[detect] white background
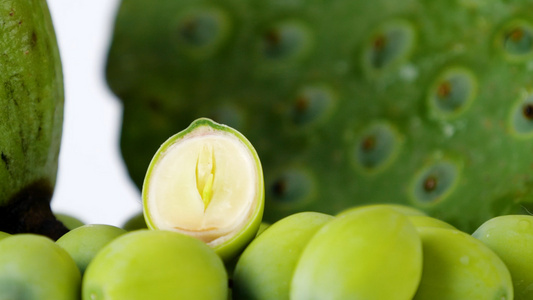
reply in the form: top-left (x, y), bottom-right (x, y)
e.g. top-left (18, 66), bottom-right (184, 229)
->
top-left (47, 0), bottom-right (142, 226)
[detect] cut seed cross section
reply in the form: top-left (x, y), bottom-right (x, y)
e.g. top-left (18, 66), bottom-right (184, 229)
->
top-left (142, 118), bottom-right (264, 261)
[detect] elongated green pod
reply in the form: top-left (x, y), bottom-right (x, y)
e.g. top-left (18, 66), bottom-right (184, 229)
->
top-left (0, 0), bottom-right (66, 239)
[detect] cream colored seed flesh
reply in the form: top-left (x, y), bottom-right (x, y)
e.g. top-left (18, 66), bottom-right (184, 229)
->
top-left (147, 132), bottom-right (257, 246)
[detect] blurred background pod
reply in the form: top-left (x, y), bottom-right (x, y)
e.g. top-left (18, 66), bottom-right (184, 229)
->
top-left (105, 0), bottom-right (533, 233)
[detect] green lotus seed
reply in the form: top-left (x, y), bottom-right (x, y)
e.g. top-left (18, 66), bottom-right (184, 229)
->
top-left (56, 224), bottom-right (127, 274)
top-left (473, 215), bottom-right (533, 300)
top-left (0, 234), bottom-right (81, 300)
top-left (82, 230), bottom-right (228, 300)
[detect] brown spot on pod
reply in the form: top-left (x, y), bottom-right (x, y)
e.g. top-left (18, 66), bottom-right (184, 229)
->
top-left (428, 66), bottom-right (477, 119)
top-left (267, 168), bottom-right (315, 209)
top-left (259, 20), bottom-right (313, 63)
top-left (509, 93), bottom-right (533, 138)
top-left (411, 159), bottom-right (461, 206)
top-left (353, 122), bottom-right (402, 174)
top-left (289, 85), bottom-right (335, 127)
top-left (362, 20), bottom-right (416, 75)
top-left (497, 19), bottom-right (533, 62)
top-left (173, 7), bottom-right (231, 59)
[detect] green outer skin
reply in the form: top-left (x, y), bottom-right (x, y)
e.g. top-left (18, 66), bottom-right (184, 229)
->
top-left (121, 211), bottom-right (148, 231)
top-left (0, 231), bottom-right (10, 241)
top-left (82, 229), bottom-right (228, 300)
top-left (255, 221), bottom-right (270, 236)
top-left (0, 0), bottom-right (63, 204)
top-left (56, 224), bottom-right (127, 275)
top-left (0, 234), bottom-right (81, 300)
top-left (413, 227), bottom-right (513, 300)
top-left (55, 213), bottom-right (85, 230)
top-left (407, 214), bottom-right (457, 230)
top-left (337, 203), bottom-right (427, 217)
top-left (290, 206), bottom-right (423, 300)
top-left (107, 0), bottom-right (533, 233)
top-left (142, 118), bottom-right (265, 262)
top-left (472, 215), bottom-right (533, 300)
top-left (232, 211), bottom-right (334, 300)
top-left (0, 0), bottom-right (65, 237)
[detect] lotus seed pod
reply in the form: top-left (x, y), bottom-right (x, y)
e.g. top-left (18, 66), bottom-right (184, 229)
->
top-left (291, 206), bottom-right (422, 300)
top-left (56, 224), bottom-right (127, 274)
top-left (0, 234), bottom-right (81, 300)
top-left (233, 211), bottom-right (333, 300)
top-left (82, 230), bottom-right (228, 300)
top-left (0, 0), bottom-right (66, 239)
top-left (413, 227), bottom-right (513, 300)
top-left (142, 118), bottom-right (264, 262)
top-left (472, 215), bottom-right (533, 300)
top-left (106, 0), bottom-right (533, 232)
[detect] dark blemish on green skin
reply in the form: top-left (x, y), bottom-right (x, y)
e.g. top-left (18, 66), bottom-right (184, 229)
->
top-left (30, 31), bottom-right (37, 49)
top-left (1, 153), bottom-right (9, 171)
top-left (4, 81), bottom-right (18, 107)
top-left (0, 180), bottom-right (68, 240)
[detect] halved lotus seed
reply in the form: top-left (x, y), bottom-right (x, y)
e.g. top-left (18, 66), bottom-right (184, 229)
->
top-left (142, 118), bottom-right (264, 261)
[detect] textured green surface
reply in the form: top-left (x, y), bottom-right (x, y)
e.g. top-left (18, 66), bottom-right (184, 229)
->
top-left (0, 0), bottom-right (63, 200)
top-left (0, 0), bottom-right (65, 238)
top-left (106, 0), bottom-right (533, 232)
